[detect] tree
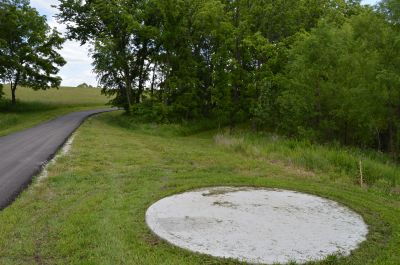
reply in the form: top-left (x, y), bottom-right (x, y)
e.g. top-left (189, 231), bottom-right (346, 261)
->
top-left (379, 0), bottom-right (400, 26)
top-left (155, 0), bottom-right (227, 120)
top-left (57, 0), bottom-right (159, 113)
top-left (261, 10), bottom-right (400, 156)
top-left (77, 83), bottom-right (95, 88)
top-left (58, 0), bottom-right (383, 140)
top-left (211, 0), bottom-right (336, 128)
top-left (0, 0), bottom-right (66, 104)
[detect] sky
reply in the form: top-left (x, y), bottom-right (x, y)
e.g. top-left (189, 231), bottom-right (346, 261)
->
top-left (30, 0), bottom-right (379, 87)
top-left (31, 0), bottom-right (97, 87)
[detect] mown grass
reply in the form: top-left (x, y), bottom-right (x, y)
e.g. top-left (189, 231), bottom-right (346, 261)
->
top-left (0, 111), bottom-right (399, 265)
top-left (0, 85), bottom-right (108, 136)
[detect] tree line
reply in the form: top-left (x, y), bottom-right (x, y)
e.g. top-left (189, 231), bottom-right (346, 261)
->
top-left (1, 0), bottom-right (399, 157)
top-left (57, 0), bottom-right (400, 156)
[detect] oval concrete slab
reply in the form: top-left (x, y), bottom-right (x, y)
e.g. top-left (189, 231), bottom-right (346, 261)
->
top-left (146, 187), bottom-right (368, 264)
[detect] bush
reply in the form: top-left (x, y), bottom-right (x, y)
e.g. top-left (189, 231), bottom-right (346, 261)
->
top-left (132, 99), bottom-right (170, 123)
top-left (77, 83), bottom-right (94, 88)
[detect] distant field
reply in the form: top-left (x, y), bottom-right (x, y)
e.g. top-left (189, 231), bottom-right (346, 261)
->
top-left (2, 85), bottom-right (107, 106)
top-left (0, 85), bottom-right (109, 136)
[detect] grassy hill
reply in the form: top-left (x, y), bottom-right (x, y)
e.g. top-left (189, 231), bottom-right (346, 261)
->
top-left (0, 86), bottom-right (109, 136)
top-left (0, 112), bottom-right (399, 265)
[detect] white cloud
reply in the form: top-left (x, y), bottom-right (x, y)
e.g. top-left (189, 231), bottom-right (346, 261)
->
top-left (31, 0), bottom-right (58, 16)
top-left (30, 0), bottom-right (97, 87)
top-left (361, 0), bottom-right (379, 5)
top-left (61, 41), bottom-right (92, 63)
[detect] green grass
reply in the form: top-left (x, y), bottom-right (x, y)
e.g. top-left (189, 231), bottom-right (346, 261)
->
top-left (0, 85), bottom-right (109, 136)
top-left (213, 131), bottom-right (400, 193)
top-left (0, 111), bottom-right (399, 265)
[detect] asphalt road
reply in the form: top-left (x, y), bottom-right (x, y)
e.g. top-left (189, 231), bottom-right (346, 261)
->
top-left (0, 108), bottom-right (115, 210)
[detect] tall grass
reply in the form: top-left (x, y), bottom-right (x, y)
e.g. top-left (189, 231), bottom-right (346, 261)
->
top-left (102, 112), bottom-right (399, 194)
top-left (214, 131), bottom-right (399, 192)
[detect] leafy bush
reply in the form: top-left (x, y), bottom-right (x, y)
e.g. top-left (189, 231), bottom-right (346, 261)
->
top-left (261, 13), bottom-right (400, 156)
top-left (132, 99), bottom-right (170, 123)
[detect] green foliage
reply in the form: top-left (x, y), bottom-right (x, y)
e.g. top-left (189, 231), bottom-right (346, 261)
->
top-left (57, 0), bottom-right (338, 119)
top-left (0, 0), bottom-right (66, 104)
top-left (131, 99), bottom-right (169, 123)
top-left (57, 0), bottom-right (400, 156)
top-left (58, 0), bottom-right (159, 112)
top-left (379, 0), bottom-right (400, 26)
top-left (257, 10), bottom-right (400, 156)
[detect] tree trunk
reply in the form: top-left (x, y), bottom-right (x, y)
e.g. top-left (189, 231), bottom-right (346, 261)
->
top-left (137, 44), bottom-right (149, 104)
top-left (388, 121), bottom-right (394, 154)
top-left (386, 103), bottom-right (400, 157)
top-left (150, 63), bottom-right (157, 97)
top-left (125, 87), bottom-right (132, 113)
top-left (10, 73), bottom-right (20, 105)
top-left (376, 127), bottom-right (382, 152)
top-left (137, 64), bottom-right (145, 104)
top-left (11, 83), bottom-right (17, 105)
top-left (124, 74), bottom-right (132, 113)
top-left (11, 88), bottom-right (16, 104)
top-left (314, 78), bottom-right (321, 128)
top-left (230, 3), bottom-right (241, 132)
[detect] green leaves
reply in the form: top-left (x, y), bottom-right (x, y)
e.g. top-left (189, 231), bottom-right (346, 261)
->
top-left (0, 0), bottom-right (66, 104)
top-left (379, 0), bottom-right (400, 27)
top-left (262, 10), bottom-right (400, 155)
top-left (56, 0), bottom-right (400, 156)
top-left (58, 0), bottom-right (161, 112)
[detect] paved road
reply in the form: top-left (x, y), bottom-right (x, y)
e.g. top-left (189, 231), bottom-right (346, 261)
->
top-left (0, 108), bottom-right (115, 210)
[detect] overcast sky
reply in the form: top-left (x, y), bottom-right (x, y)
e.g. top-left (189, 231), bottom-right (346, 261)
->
top-left (31, 0), bottom-right (97, 87)
top-left (30, 0), bottom-right (379, 87)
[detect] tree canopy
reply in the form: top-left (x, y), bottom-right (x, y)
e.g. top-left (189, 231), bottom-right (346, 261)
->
top-left (0, 0), bottom-right (66, 104)
top-left (57, 0), bottom-right (400, 157)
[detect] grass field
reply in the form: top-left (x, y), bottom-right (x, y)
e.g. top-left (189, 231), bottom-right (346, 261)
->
top-left (0, 85), bottom-right (108, 136)
top-left (0, 111), bottom-right (399, 265)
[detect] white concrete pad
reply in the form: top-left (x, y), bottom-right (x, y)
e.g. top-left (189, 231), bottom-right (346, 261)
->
top-left (146, 187), bottom-right (368, 264)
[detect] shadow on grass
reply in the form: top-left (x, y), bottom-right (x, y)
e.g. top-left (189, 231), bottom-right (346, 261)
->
top-left (99, 111), bottom-right (224, 138)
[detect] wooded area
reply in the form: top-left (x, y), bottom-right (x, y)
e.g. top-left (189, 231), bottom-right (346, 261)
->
top-left (1, 0), bottom-right (399, 156)
top-left (56, 0), bottom-right (400, 156)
